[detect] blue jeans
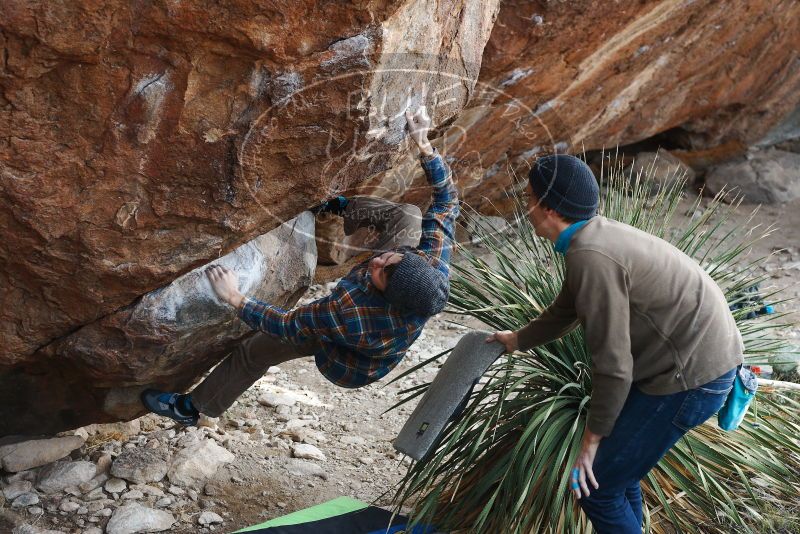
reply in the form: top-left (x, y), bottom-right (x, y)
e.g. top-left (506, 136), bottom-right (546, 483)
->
top-left (579, 368), bottom-right (737, 533)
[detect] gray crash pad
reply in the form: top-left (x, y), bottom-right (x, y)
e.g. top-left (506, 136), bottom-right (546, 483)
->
top-left (393, 331), bottom-right (505, 461)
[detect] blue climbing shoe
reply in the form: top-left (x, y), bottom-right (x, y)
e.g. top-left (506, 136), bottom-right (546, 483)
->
top-left (140, 389), bottom-right (199, 426)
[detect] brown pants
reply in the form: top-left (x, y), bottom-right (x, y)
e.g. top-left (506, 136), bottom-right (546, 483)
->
top-left (191, 196), bottom-right (422, 417)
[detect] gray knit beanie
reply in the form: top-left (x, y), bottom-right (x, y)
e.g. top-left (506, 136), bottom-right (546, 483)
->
top-left (529, 154), bottom-right (599, 220)
top-left (384, 252), bottom-right (448, 316)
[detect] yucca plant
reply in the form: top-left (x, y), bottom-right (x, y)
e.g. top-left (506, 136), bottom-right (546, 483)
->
top-left (388, 153), bottom-right (800, 533)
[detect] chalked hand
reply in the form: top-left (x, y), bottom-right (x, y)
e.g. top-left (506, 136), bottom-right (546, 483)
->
top-left (206, 265), bottom-right (245, 309)
top-left (405, 106), bottom-right (434, 157)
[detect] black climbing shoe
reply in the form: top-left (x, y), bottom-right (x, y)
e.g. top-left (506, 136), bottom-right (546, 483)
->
top-left (310, 196), bottom-right (349, 216)
top-left (140, 389), bottom-right (199, 426)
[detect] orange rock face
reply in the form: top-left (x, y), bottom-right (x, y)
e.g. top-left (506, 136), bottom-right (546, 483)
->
top-left (447, 0), bottom-right (800, 210)
top-left (0, 0), bottom-right (500, 434)
top-left (1, 0), bottom-right (798, 434)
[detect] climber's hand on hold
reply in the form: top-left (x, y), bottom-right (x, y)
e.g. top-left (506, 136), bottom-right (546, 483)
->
top-left (405, 106), bottom-right (434, 157)
top-left (206, 265), bottom-right (245, 309)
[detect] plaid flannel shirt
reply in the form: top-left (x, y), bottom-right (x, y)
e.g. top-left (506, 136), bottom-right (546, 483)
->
top-left (239, 151), bottom-right (459, 388)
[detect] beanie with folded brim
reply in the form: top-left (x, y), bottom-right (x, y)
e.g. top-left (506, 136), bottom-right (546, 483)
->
top-left (384, 252), bottom-right (448, 317)
top-left (529, 154), bottom-right (599, 220)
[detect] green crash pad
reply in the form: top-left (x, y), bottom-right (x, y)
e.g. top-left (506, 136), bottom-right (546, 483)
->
top-left (235, 497), bottom-right (368, 532)
top-left (235, 496), bottom-right (434, 533)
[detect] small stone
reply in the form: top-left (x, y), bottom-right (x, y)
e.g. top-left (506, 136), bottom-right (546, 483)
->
top-left (167, 440), bottom-right (234, 488)
top-left (291, 443), bottom-right (326, 461)
top-left (168, 485), bottom-right (185, 496)
top-left (27, 506), bottom-right (43, 516)
top-left (83, 487), bottom-right (107, 501)
top-left (36, 460), bottom-right (97, 493)
top-left (106, 503), bottom-right (175, 534)
top-left (155, 496), bottom-right (173, 508)
top-left (197, 415), bottom-right (219, 429)
top-left (0, 436), bottom-right (85, 472)
top-left (64, 485), bottom-right (83, 496)
top-left (12, 492), bottom-right (40, 507)
top-left (285, 419), bottom-right (309, 431)
top-left (285, 459), bottom-right (328, 480)
top-left (340, 435), bottom-right (366, 446)
top-left (2, 479), bottom-right (33, 500)
top-left (77, 506), bottom-right (89, 514)
top-left (87, 501), bottom-right (107, 513)
top-left (105, 478), bottom-right (127, 494)
top-left (358, 457), bottom-right (373, 465)
top-left (203, 480), bottom-right (223, 496)
top-left (60, 500), bottom-right (81, 512)
top-left (95, 453), bottom-right (113, 474)
top-left (198, 511), bottom-right (224, 525)
top-left (79, 472), bottom-right (109, 493)
top-left (131, 484), bottom-right (164, 496)
top-left (84, 527), bottom-right (104, 534)
top-left (110, 447), bottom-right (169, 484)
top-left (122, 489), bottom-right (144, 500)
top-left (257, 393), bottom-right (297, 407)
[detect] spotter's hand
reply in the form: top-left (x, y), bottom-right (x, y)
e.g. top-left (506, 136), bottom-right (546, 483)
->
top-left (486, 330), bottom-right (519, 353)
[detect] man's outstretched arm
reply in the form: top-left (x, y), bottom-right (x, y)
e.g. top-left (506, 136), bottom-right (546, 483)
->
top-left (486, 283), bottom-right (580, 352)
top-left (405, 107), bottom-right (459, 276)
top-left (206, 265), bottom-right (343, 344)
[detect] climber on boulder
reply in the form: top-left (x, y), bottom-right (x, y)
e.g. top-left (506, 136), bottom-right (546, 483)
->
top-left (141, 106), bottom-right (459, 426)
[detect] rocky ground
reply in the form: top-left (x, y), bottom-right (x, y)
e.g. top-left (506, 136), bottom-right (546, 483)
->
top-left (2, 193), bottom-right (799, 534)
top-left (0, 302), bottom-right (481, 534)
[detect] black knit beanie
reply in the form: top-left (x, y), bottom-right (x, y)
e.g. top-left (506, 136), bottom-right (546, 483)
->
top-left (528, 154), bottom-right (599, 220)
top-left (384, 253), bottom-right (448, 317)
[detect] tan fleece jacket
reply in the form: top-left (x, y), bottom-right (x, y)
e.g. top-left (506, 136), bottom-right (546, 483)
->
top-left (517, 217), bottom-right (744, 436)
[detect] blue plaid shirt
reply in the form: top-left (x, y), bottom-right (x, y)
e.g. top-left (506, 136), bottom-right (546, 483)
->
top-left (239, 151), bottom-right (458, 388)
